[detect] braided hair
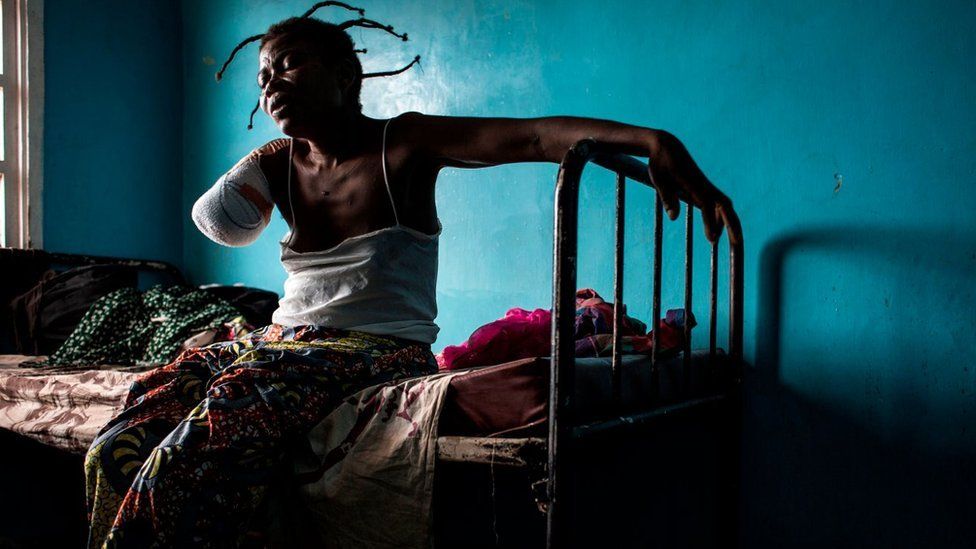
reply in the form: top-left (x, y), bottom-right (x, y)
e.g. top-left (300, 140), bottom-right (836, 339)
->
top-left (216, 1), bottom-right (421, 129)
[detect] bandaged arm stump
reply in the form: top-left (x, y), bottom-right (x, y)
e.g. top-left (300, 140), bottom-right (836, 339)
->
top-left (192, 140), bottom-right (288, 247)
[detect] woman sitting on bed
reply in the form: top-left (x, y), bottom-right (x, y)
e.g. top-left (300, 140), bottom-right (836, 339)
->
top-left (84, 4), bottom-right (738, 548)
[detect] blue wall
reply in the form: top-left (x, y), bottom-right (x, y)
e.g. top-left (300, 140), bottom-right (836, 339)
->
top-left (44, 0), bottom-right (183, 266)
top-left (176, 0), bottom-right (974, 545)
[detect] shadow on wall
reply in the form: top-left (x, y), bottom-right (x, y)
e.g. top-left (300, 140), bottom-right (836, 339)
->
top-left (743, 226), bottom-right (976, 548)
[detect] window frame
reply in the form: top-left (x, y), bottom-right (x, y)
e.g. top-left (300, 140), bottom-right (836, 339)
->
top-left (1, 0), bottom-right (43, 249)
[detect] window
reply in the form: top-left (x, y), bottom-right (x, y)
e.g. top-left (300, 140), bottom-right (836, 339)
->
top-left (1, 0), bottom-right (42, 248)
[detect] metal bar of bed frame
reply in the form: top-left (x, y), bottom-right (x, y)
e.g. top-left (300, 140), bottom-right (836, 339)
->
top-left (547, 139), bottom-right (743, 547)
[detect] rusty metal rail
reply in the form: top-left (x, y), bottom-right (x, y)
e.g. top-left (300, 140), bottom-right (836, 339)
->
top-left (546, 139), bottom-right (744, 547)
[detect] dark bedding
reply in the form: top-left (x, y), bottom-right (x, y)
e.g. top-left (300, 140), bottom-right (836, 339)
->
top-left (440, 350), bottom-right (735, 437)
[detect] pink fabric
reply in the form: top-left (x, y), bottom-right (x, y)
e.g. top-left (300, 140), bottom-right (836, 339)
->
top-left (437, 307), bottom-right (552, 371)
top-left (437, 289), bottom-right (686, 371)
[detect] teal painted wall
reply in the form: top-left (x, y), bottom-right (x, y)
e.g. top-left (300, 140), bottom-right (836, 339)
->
top-left (178, 0), bottom-right (975, 545)
top-left (43, 0), bottom-right (183, 266)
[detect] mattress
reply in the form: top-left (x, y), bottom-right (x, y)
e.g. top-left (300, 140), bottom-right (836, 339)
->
top-left (438, 350), bottom-right (735, 437)
top-left (0, 355), bottom-right (147, 452)
top-left (0, 350), bottom-right (734, 453)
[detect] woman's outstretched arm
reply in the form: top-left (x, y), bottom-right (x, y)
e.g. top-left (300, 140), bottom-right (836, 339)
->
top-left (403, 113), bottom-right (739, 243)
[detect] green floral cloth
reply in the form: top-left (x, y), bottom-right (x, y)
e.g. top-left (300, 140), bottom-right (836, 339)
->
top-left (45, 286), bottom-right (246, 367)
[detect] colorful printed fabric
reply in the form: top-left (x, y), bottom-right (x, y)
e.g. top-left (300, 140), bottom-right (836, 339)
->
top-left (574, 308), bottom-right (696, 357)
top-left (45, 285), bottom-right (249, 368)
top-left (84, 325), bottom-right (436, 548)
top-left (573, 287), bottom-right (648, 337)
top-left (437, 288), bottom-right (692, 370)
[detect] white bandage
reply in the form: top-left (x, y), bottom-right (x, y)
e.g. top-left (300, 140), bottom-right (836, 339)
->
top-left (192, 153), bottom-right (274, 247)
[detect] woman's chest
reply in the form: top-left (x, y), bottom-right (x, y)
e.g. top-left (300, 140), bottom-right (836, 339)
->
top-left (275, 162), bottom-right (390, 234)
top-left (266, 151), bottom-right (436, 251)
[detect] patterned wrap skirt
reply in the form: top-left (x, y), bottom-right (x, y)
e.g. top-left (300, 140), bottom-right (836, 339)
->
top-left (84, 324), bottom-right (437, 548)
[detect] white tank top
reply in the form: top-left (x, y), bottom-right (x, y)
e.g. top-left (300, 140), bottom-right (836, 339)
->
top-left (271, 116), bottom-right (440, 344)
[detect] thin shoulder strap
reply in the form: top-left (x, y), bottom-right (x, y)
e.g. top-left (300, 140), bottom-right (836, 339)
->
top-left (381, 116), bottom-right (401, 226)
top-left (285, 137), bottom-right (297, 248)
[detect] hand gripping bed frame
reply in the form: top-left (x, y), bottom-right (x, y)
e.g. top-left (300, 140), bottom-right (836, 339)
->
top-left (434, 139), bottom-right (745, 548)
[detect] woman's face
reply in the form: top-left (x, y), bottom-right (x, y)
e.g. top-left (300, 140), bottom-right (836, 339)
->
top-left (257, 34), bottom-right (354, 135)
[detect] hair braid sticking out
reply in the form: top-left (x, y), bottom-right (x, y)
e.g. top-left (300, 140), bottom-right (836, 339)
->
top-left (215, 1), bottom-right (422, 130)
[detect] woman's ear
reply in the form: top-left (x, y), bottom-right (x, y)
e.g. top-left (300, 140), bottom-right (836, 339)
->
top-left (336, 58), bottom-right (357, 101)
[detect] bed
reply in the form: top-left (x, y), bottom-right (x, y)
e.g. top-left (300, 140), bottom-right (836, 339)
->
top-left (0, 138), bottom-right (744, 548)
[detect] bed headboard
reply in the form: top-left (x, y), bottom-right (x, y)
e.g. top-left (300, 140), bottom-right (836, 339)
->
top-left (0, 247), bottom-right (187, 353)
top-left (545, 138), bottom-right (744, 546)
top-left (0, 247), bottom-right (186, 300)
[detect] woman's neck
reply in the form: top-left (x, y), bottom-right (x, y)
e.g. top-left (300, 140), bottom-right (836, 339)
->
top-left (299, 110), bottom-right (378, 168)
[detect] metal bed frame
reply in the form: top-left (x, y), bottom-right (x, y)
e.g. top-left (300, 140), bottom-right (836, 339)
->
top-left (435, 138), bottom-right (745, 547)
